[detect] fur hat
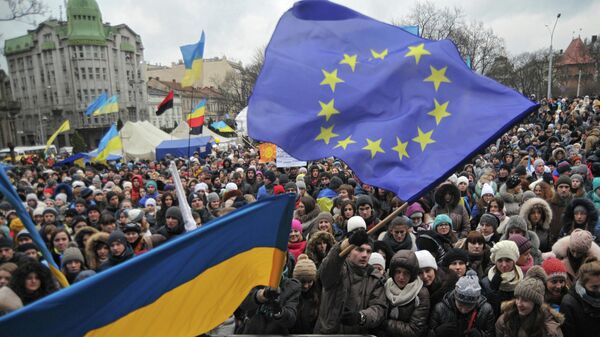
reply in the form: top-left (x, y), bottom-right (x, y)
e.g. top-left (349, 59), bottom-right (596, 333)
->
top-left (569, 229), bottom-right (593, 254)
top-left (293, 254), bottom-right (317, 281)
top-left (542, 257), bottom-right (568, 280)
top-left (490, 240), bottom-right (519, 262)
top-left (61, 247), bottom-right (85, 268)
top-left (454, 270), bottom-right (481, 304)
top-left (368, 252), bottom-right (386, 269)
top-left (415, 250), bottom-right (438, 270)
top-left (514, 266), bottom-right (547, 306)
top-left (347, 216), bottom-right (367, 233)
top-left (508, 234), bottom-right (532, 255)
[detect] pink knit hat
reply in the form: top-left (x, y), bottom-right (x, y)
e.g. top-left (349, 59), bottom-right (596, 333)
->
top-left (291, 219), bottom-right (302, 232)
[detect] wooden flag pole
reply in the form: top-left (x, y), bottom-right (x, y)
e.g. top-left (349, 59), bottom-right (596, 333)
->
top-left (339, 201), bottom-right (410, 257)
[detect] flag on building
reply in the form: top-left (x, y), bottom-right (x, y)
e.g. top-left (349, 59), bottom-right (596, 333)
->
top-left (0, 194), bottom-right (295, 337)
top-left (92, 95), bottom-right (119, 116)
top-left (93, 123), bottom-right (122, 163)
top-left (84, 92), bottom-right (108, 116)
top-left (0, 167), bottom-right (69, 288)
top-left (180, 31), bottom-right (205, 87)
top-left (45, 120), bottom-right (70, 152)
top-left (248, 1), bottom-right (537, 201)
top-left (156, 90), bottom-right (174, 116)
top-left (187, 99), bottom-right (206, 135)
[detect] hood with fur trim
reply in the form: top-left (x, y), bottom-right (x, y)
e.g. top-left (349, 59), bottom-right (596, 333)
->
top-left (434, 182), bottom-right (461, 209)
top-left (551, 234), bottom-right (600, 260)
top-left (305, 230), bottom-right (336, 265)
top-left (561, 198), bottom-right (599, 233)
top-left (519, 197), bottom-right (553, 231)
top-left (85, 231), bottom-right (110, 271)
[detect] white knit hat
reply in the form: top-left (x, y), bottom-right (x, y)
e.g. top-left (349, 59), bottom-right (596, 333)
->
top-left (457, 176), bottom-right (469, 186)
top-left (368, 252), bottom-right (386, 269)
top-left (347, 216), bottom-right (367, 233)
top-left (225, 182), bottom-right (238, 192)
top-left (481, 183), bottom-right (494, 196)
top-left (194, 182), bottom-right (209, 193)
top-left (490, 240), bottom-right (519, 263)
top-left (415, 250), bottom-right (438, 270)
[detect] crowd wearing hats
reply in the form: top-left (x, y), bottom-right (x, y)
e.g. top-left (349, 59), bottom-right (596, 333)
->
top-left (2, 96), bottom-right (600, 335)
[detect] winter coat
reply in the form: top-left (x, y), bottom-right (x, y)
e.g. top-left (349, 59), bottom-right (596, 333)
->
top-left (431, 183), bottom-right (470, 238)
top-left (549, 195), bottom-right (572, 246)
top-left (499, 183), bottom-right (524, 217)
top-left (425, 267), bottom-right (459, 309)
top-left (560, 198), bottom-right (600, 239)
top-left (520, 197), bottom-right (554, 252)
top-left (314, 242), bottom-right (387, 334)
top-left (239, 278), bottom-right (301, 334)
top-left (559, 286), bottom-right (600, 337)
top-left (378, 286), bottom-right (430, 337)
top-left (496, 300), bottom-right (564, 337)
top-left (481, 267), bottom-right (523, 318)
top-left (551, 235), bottom-right (600, 286)
top-left (305, 230), bottom-right (336, 269)
top-left (500, 225), bottom-right (543, 265)
top-left (84, 232), bottom-right (110, 271)
top-left (290, 283), bottom-right (321, 334)
top-left (428, 291), bottom-right (496, 337)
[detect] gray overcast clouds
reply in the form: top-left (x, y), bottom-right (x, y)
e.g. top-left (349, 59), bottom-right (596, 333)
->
top-left (1, 0), bottom-right (599, 69)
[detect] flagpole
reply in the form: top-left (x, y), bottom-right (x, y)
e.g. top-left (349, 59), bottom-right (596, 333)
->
top-left (187, 87), bottom-right (193, 172)
top-left (117, 108), bottom-right (125, 162)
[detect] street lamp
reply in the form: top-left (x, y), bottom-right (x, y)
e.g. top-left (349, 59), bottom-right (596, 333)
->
top-left (547, 13), bottom-right (561, 99)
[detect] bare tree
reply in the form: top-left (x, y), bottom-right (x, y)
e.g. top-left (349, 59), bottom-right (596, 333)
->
top-left (396, 1), bottom-right (464, 40)
top-left (0, 0), bottom-right (46, 22)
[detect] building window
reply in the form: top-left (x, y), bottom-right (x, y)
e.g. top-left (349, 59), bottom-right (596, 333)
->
top-left (43, 33), bottom-right (51, 41)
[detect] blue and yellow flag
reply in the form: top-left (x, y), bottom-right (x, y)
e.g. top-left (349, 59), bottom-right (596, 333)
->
top-left (248, 1), bottom-right (537, 201)
top-left (0, 167), bottom-right (69, 288)
top-left (84, 93), bottom-right (108, 116)
top-left (93, 123), bottom-right (121, 163)
top-left (0, 195), bottom-right (295, 337)
top-left (180, 31), bottom-right (205, 87)
top-left (92, 95), bottom-right (119, 116)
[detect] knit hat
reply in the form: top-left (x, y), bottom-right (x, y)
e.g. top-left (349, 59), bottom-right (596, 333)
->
top-left (145, 180), bottom-right (157, 189)
top-left (389, 250), bottom-right (419, 281)
top-left (291, 219), bottom-right (302, 232)
top-left (42, 208), bottom-right (58, 216)
top-left (390, 215), bottom-right (413, 228)
top-left (194, 182), bottom-right (209, 193)
top-left (454, 270), bottom-right (481, 304)
top-left (273, 185), bottom-right (285, 195)
top-left (555, 175), bottom-right (572, 188)
top-left (284, 182), bottom-right (297, 192)
top-left (165, 206), bottom-right (183, 224)
top-left (293, 254), bottom-right (317, 281)
top-left (122, 181), bottom-right (133, 189)
top-left (296, 181), bottom-right (306, 190)
top-left (514, 266), bottom-right (547, 306)
top-left (432, 214), bottom-right (452, 232)
top-left (405, 202), bottom-right (425, 218)
top-left (263, 170), bottom-right (276, 182)
top-left (481, 183), bottom-right (494, 196)
top-left (442, 248), bottom-right (469, 267)
top-left (569, 229), bottom-right (593, 254)
top-left (25, 193), bottom-right (38, 202)
top-left (506, 175), bottom-right (521, 189)
top-left (542, 257), bottom-right (568, 281)
top-left (508, 234), bottom-right (532, 255)
top-left (61, 247), bottom-right (85, 268)
top-left (368, 252), bottom-right (386, 270)
top-left (72, 181), bottom-right (86, 189)
top-left (107, 230), bottom-right (128, 247)
top-left (504, 215), bottom-right (528, 234)
top-left (16, 229), bottom-right (31, 241)
top-left (415, 250), bottom-right (438, 271)
top-left (16, 243), bottom-right (38, 253)
top-left (347, 216), bottom-right (367, 233)
top-left (356, 195), bottom-right (373, 208)
top-left (123, 222), bottom-right (142, 234)
top-left (126, 209), bottom-right (144, 224)
top-left (533, 158), bottom-right (545, 167)
top-left (207, 192), bottom-right (220, 203)
top-left (55, 193), bottom-right (68, 203)
top-left (145, 198), bottom-right (157, 207)
top-left (314, 211), bottom-right (334, 225)
top-left (570, 174), bottom-right (583, 183)
top-left (32, 207), bottom-right (45, 217)
top-left (225, 182), bottom-right (238, 192)
top-left (490, 240), bottom-right (519, 262)
top-left (0, 236), bottom-right (13, 249)
top-left (479, 213), bottom-right (499, 229)
top-left (80, 188), bottom-right (93, 199)
top-left (457, 176), bottom-right (469, 186)
top-left (9, 218), bottom-right (24, 233)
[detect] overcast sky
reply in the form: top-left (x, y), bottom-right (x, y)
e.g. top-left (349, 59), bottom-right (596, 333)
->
top-left (1, 0), bottom-right (598, 70)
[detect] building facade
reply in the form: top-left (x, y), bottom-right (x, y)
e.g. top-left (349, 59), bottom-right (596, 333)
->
top-left (145, 56), bottom-right (242, 88)
top-left (3, 0), bottom-right (147, 147)
top-left (0, 70), bottom-right (20, 148)
top-left (555, 36), bottom-right (599, 97)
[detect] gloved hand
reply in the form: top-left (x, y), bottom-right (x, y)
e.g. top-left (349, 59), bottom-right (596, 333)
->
top-left (270, 301), bottom-right (282, 319)
top-left (341, 310), bottom-right (362, 326)
top-left (348, 228), bottom-right (369, 247)
top-left (467, 328), bottom-right (482, 337)
top-left (262, 287), bottom-right (280, 301)
top-left (435, 322), bottom-right (457, 336)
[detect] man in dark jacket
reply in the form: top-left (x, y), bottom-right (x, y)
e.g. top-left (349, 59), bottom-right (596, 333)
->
top-left (156, 206), bottom-right (185, 241)
top-left (429, 270), bottom-right (495, 337)
top-left (314, 225), bottom-right (387, 334)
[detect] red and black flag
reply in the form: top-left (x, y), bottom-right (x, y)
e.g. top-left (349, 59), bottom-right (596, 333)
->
top-left (156, 90), bottom-right (174, 116)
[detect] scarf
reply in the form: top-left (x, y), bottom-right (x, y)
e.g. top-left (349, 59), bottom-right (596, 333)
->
top-left (519, 254), bottom-right (534, 274)
top-left (488, 265), bottom-right (523, 292)
top-left (382, 232), bottom-right (413, 252)
top-left (576, 281), bottom-right (600, 308)
top-left (288, 240), bottom-right (307, 260)
top-left (385, 277), bottom-right (423, 306)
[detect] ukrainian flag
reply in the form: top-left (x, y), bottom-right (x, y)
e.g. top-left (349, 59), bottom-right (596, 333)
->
top-left (180, 31), bottom-right (205, 87)
top-left (0, 195), bottom-right (295, 337)
top-left (85, 93), bottom-right (108, 116)
top-left (93, 123), bottom-right (122, 163)
top-left (92, 95), bottom-right (119, 116)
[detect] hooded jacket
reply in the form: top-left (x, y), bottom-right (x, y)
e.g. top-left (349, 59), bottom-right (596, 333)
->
top-left (305, 230), bottom-right (336, 269)
top-left (496, 300), bottom-right (564, 337)
top-left (520, 197), bottom-right (553, 252)
top-left (84, 232), bottom-right (110, 271)
top-left (428, 291), bottom-right (495, 337)
top-left (560, 198), bottom-right (599, 238)
top-left (431, 183), bottom-right (470, 238)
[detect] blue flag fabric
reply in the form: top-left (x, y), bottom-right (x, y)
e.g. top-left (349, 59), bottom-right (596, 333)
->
top-left (248, 1), bottom-right (537, 201)
top-left (84, 92), bottom-right (108, 116)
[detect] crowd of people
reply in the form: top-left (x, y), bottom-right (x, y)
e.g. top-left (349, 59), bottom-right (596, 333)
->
top-left (1, 95), bottom-right (600, 336)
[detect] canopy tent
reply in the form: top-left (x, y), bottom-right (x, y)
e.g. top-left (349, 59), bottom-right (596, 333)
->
top-left (119, 121), bottom-right (171, 161)
top-left (235, 107), bottom-right (248, 136)
top-left (155, 136), bottom-right (213, 161)
top-left (170, 122), bottom-right (238, 145)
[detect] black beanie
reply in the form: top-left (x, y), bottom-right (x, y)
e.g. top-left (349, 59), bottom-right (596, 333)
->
top-left (165, 206), bottom-right (183, 224)
top-left (107, 230), bottom-right (128, 247)
top-left (442, 248), bottom-right (469, 267)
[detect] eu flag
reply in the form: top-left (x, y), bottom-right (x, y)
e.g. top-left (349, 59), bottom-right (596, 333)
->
top-left (248, 1), bottom-right (537, 201)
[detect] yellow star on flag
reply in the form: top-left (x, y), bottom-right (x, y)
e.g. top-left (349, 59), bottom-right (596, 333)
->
top-left (317, 99), bottom-right (340, 121)
top-left (315, 125), bottom-right (339, 145)
top-left (334, 135), bottom-right (357, 150)
top-left (339, 54), bottom-right (357, 72)
top-left (392, 137), bottom-right (410, 160)
top-left (412, 127), bottom-right (436, 152)
top-left (362, 138), bottom-right (385, 158)
top-left (427, 99), bottom-right (451, 125)
top-left (424, 65), bottom-right (451, 91)
top-left (320, 69), bottom-right (344, 92)
top-left (371, 49), bottom-right (388, 60)
top-left (405, 43), bottom-right (431, 65)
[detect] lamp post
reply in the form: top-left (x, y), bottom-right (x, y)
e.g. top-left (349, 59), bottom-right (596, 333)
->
top-left (547, 13), bottom-right (561, 99)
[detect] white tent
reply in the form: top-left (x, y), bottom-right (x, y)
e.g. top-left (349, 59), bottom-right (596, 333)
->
top-left (119, 121), bottom-right (171, 161)
top-left (235, 107), bottom-right (248, 136)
